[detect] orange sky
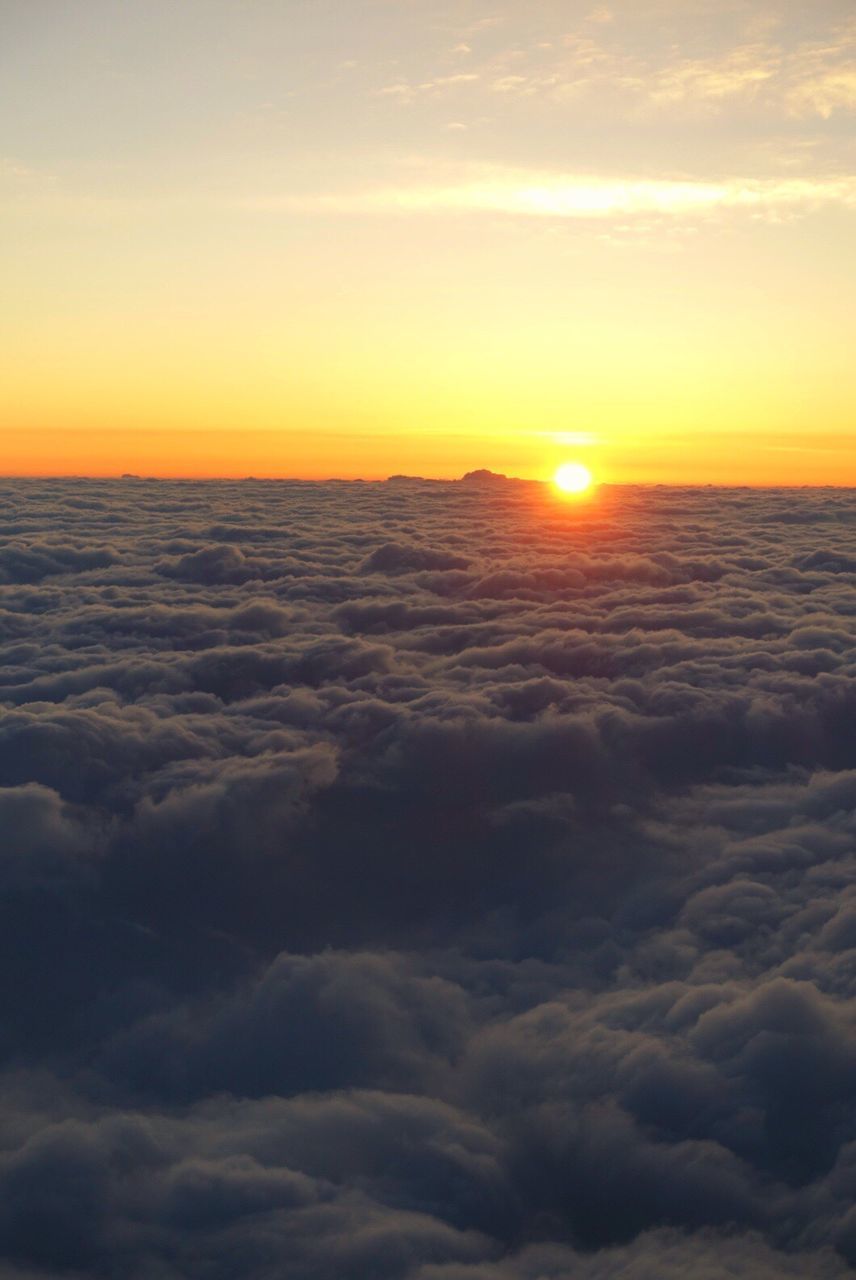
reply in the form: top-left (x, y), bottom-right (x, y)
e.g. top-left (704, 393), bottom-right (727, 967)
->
top-left (4, 427), bottom-right (854, 486)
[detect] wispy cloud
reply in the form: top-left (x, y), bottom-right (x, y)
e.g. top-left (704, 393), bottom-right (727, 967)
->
top-left (645, 22), bottom-right (856, 117)
top-left (375, 14), bottom-right (856, 120)
top-left (250, 168), bottom-right (856, 220)
top-left (647, 44), bottom-right (781, 106)
top-left (375, 72), bottom-right (481, 104)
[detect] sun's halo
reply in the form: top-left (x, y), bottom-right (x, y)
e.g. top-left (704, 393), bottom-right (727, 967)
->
top-left (553, 462), bottom-right (594, 495)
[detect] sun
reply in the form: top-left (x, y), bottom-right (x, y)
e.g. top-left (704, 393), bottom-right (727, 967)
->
top-left (553, 461), bottom-right (594, 495)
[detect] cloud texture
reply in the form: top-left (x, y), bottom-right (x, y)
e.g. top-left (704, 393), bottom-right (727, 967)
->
top-left (1, 475), bottom-right (856, 1277)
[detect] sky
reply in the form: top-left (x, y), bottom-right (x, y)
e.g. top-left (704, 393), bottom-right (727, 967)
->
top-left (2, 0), bottom-right (855, 482)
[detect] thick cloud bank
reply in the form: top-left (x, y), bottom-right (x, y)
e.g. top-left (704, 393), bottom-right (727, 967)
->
top-left (1, 475), bottom-right (855, 1278)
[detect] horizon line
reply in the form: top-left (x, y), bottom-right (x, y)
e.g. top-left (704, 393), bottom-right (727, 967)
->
top-left (1, 472), bottom-right (854, 491)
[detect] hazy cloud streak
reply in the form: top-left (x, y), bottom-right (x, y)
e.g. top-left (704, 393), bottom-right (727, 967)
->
top-left (249, 170), bottom-right (856, 220)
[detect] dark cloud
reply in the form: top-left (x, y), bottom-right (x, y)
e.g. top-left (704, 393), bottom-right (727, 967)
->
top-left (0, 541), bottom-right (118, 585)
top-left (361, 543), bottom-right (472, 573)
top-left (1, 476), bottom-right (856, 1276)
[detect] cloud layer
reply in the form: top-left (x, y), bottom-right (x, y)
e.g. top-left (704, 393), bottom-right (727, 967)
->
top-left (1, 475), bottom-right (856, 1277)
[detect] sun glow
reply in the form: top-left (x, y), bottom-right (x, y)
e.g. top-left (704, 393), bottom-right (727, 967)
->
top-left (553, 462), bottom-right (594, 495)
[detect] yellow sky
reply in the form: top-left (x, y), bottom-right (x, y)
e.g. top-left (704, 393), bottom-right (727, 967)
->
top-left (2, 1), bottom-right (855, 483)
